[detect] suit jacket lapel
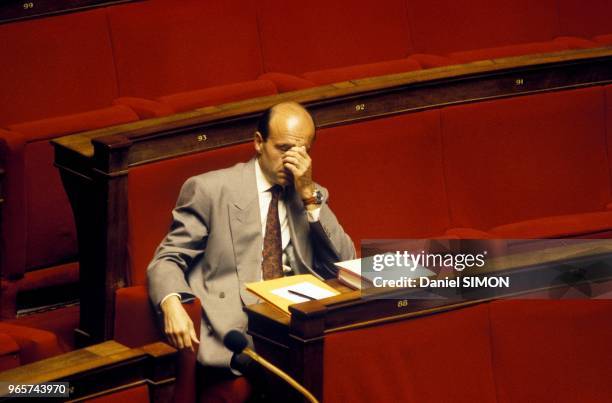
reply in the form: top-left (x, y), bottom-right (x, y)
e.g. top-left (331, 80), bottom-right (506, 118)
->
top-left (228, 159), bottom-right (262, 305)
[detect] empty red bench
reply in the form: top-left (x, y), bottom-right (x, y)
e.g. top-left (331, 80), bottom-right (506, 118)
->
top-left (107, 0), bottom-right (278, 117)
top-left (0, 105), bottom-right (140, 318)
top-left (441, 86), bottom-right (612, 238)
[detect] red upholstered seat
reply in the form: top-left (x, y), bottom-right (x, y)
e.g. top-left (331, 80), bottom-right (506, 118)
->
top-left (128, 143), bottom-right (254, 285)
top-left (0, 8), bottom-right (117, 126)
top-left (0, 323), bottom-right (62, 364)
top-left (257, 0), bottom-right (419, 90)
top-left (489, 299), bottom-right (612, 403)
top-left (85, 384), bottom-right (150, 403)
top-left (594, 34), bottom-right (612, 46)
top-left (114, 286), bottom-right (203, 403)
top-left (119, 144), bottom-right (255, 403)
top-left (0, 333), bottom-right (20, 371)
top-left (323, 304), bottom-right (496, 403)
top-left (157, 81), bottom-right (277, 114)
top-left (312, 110), bottom-right (451, 243)
top-left (449, 41), bottom-right (570, 63)
top-left (404, 0), bottom-right (593, 64)
top-left (198, 375), bottom-right (252, 403)
top-left (441, 86), bottom-right (611, 236)
top-left (490, 211), bottom-right (612, 238)
top-left (303, 58), bottom-right (421, 86)
top-left (107, 0), bottom-right (276, 113)
top-left (0, 106), bottom-right (139, 318)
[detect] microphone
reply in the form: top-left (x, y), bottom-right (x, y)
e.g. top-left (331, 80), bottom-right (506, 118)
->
top-left (223, 330), bottom-right (319, 403)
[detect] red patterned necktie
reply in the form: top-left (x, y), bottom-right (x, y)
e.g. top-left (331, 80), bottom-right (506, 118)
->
top-left (262, 185), bottom-right (283, 280)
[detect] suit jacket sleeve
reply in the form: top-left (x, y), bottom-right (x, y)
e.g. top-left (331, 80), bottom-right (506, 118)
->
top-left (309, 186), bottom-right (356, 278)
top-left (147, 177), bottom-right (210, 311)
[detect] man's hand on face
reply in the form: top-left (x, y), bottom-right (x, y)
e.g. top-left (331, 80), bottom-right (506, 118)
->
top-left (160, 295), bottom-right (199, 352)
top-left (282, 146), bottom-right (315, 200)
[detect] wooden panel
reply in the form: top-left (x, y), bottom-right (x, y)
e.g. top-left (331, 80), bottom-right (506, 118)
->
top-left (0, 341), bottom-right (176, 402)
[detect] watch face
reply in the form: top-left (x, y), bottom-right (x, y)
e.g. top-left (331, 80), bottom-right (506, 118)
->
top-left (314, 189), bottom-right (323, 204)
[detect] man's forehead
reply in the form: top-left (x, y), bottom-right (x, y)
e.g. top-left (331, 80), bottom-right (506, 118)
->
top-left (268, 112), bottom-right (314, 145)
top-left (269, 130), bottom-right (312, 146)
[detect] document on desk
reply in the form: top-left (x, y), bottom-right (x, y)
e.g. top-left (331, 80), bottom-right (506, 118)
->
top-left (246, 274), bottom-right (340, 314)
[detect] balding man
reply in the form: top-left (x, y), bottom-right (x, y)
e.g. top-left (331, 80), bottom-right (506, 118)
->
top-left (147, 102), bottom-right (355, 374)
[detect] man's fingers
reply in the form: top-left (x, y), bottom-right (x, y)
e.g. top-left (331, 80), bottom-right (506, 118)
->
top-left (282, 155), bottom-right (301, 167)
top-left (182, 331), bottom-right (192, 351)
top-left (283, 161), bottom-right (299, 174)
top-left (190, 328), bottom-right (200, 345)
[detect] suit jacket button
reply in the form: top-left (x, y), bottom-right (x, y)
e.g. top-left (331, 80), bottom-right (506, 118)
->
top-left (219, 292), bottom-right (225, 299)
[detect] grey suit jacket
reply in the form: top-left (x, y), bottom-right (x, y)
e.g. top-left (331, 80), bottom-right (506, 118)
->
top-left (147, 158), bottom-right (355, 367)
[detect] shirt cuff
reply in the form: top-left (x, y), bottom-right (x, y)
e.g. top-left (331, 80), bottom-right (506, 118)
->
top-left (306, 207), bottom-right (321, 222)
top-left (160, 293), bottom-right (182, 307)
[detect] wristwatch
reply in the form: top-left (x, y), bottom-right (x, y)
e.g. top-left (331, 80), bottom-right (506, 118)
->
top-left (302, 188), bottom-right (323, 206)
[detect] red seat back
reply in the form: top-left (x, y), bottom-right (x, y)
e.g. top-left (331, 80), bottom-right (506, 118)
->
top-left (257, 0), bottom-right (413, 75)
top-left (128, 144), bottom-right (254, 285)
top-left (1, 106), bottom-right (139, 276)
top-left (0, 9), bottom-right (117, 126)
top-left (558, 0), bottom-right (612, 38)
top-left (405, 0), bottom-right (561, 54)
top-left (312, 110), bottom-right (451, 243)
top-left (441, 86), bottom-right (610, 230)
top-left (108, 0), bottom-right (265, 98)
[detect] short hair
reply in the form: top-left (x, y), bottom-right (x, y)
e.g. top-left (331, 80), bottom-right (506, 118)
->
top-left (257, 107), bottom-right (273, 141)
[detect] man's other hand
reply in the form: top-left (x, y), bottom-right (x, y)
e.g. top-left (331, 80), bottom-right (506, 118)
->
top-left (160, 295), bottom-right (200, 352)
top-left (283, 146), bottom-right (315, 200)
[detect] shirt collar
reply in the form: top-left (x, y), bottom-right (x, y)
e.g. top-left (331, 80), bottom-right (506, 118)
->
top-left (255, 158), bottom-right (275, 194)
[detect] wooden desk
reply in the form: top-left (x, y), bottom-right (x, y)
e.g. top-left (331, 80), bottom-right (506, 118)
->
top-left (245, 280), bottom-right (487, 401)
top-left (245, 242), bottom-right (612, 401)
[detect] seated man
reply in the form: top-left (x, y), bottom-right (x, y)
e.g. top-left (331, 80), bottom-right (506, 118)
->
top-left (147, 101), bottom-right (355, 396)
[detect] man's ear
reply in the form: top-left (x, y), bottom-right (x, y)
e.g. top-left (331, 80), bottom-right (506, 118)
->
top-left (254, 131), bottom-right (264, 154)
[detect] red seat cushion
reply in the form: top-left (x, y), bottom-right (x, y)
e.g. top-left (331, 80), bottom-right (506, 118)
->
top-left (0, 323), bottom-right (62, 364)
top-left (257, 73), bottom-right (315, 93)
top-left (157, 80), bottom-right (277, 113)
top-left (312, 110), bottom-right (450, 242)
top-left (0, 130), bottom-right (27, 280)
top-left (490, 299), bottom-right (612, 403)
top-left (553, 36), bottom-right (600, 50)
top-left (0, 8), bottom-right (117, 125)
top-left (7, 105), bottom-right (138, 140)
top-left (86, 384), bottom-right (150, 403)
top-left (490, 211), bottom-right (612, 238)
top-left (108, 0), bottom-right (264, 99)
top-left (594, 34), bottom-right (612, 46)
top-left (406, 0), bottom-right (561, 55)
top-left (323, 304), bottom-right (496, 403)
top-left (257, 0), bottom-right (413, 75)
top-left (441, 87), bottom-right (609, 231)
top-left (303, 58), bottom-right (421, 85)
top-left (198, 375), bottom-right (252, 403)
top-left (0, 333), bottom-right (20, 371)
top-left (449, 41), bottom-right (569, 63)
top-left (128, 144), bottom-right (253, 285)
